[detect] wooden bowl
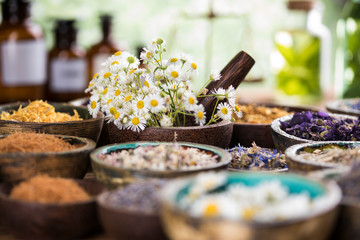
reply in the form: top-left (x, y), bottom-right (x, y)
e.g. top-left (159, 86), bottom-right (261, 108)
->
top-left (285, 141), bottom-right (359, 172)
top-left (0, 135), bottom-right (96, 183)
top-left (0, 102), bottom-right (104, 143)
top-left (90, 141), bottom-right (231, 187)
top-left (0, 179), bottom-right (105, 240)
top-left (159, 172), bottom-right (342, 240)
top-left (97, 187), bottom-right (168, 240)
top-left (104, 120), bottom-right (233, 149)
top-left (230, 103), bottom-right (317, 148)
top-left (326, 98), bottom-right (360, 117)
top-left (271, 113), bottom-right (359, 152)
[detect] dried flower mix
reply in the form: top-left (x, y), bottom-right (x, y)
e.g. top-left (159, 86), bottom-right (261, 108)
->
top-left (299, 145), bottom-right (360, 166)
top-left (10, 175), bottom-right (90, 204)
top-left (235, 104), bottom-right (292, 124)
top-left (337, 161), bottom-right (360, 198)
top-left (280, 111), bottom-right (360, 141)
top-left (227, 143), bottom-right (286, 171)
top-left (0, 100), bottom-right (82, 122)
top-left (99, 144), bottom-right (219, 170)
top-left (350, 99), bottom-right (360, 111)
top-left (179, 172), bottom-right (330, 222)
top-left (0, 132), bottom-right (75, 153)
top-left (103, 180), bottom-right (166, 214)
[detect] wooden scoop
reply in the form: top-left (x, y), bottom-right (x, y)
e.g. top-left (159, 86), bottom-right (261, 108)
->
top-left (198, 51), bottom-right (255, 120)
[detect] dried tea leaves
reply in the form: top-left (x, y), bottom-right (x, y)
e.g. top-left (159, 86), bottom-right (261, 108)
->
top-left (235, 104), bottom-right (292, 124)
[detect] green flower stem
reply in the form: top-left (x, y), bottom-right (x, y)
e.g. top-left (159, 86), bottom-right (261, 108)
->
top-left (207, 98), bottom-right (219, 125)
top-left (197, 78), bottom-right (212, 97)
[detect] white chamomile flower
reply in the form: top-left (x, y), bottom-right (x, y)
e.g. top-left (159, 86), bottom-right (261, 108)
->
top-left (225, 86), bottom-right (236, 107)
top-left (183, 91), bottom-right (198, 111)
top-left (193, 105), bottom-right (206, 126)
top-left (160, 115), bottom-right (172, 127)
top-left (88, 94), bottom-right (100, 118)
top-left (217, 102), bottom-right (232, 120)
top-left (132, 97), bottom-right (148, 114)
top-left (127, 114), bottom-right (147, 132)
top-left (168, 57), bottom-right (181, 66)
top-left (122, 52), bottom-right (140, 69)
top-left (140, 48), bottom-right (154, 63)
top-left (191, 172), bottom-right (227, 194)
top-left (166, 65), bottom-right (184, 82)
top-left (114, 115), bottom-right (130, 130)
top-left (209, 70), bottom-right (221, 81)
top-left (144, 93), bottom-right (165, 113)
top-left (211, 87), bottom-right (226, 100)
top-left (233, 105), bottom-right (243, 119)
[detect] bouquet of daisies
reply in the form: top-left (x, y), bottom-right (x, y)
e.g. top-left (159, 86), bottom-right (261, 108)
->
top-left (86, 37), bottom-right (242, 132)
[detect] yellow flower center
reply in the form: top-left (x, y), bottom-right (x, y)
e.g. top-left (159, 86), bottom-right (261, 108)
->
top-left (92, 73), bottom-right (98, 79)
top-left (88, 83), bottom-right (94, 88)
top-left (144, 80), bottom-right (149, 87)
top-left (103, 88), bottom-right (108, 94)
top-left (110, 107), bottom-right (117, 115)
top-left (104, 72), bottom-right (111, 78)
top-left (170, 58), bottom-right (178, 62)
top-left (112, 61), bottom-right (119, 65)
top-left (242, 208), bottom-right (257, 221)
top-left (114, 112), bottom-right (120, 120)
top-left (221, 107), bottom-right (228, 115)
top-left (188, 97), bottom-right (195, 105)
top-left (150, 99), bottom-right (158, 107)
top-left (171, 71), bottom-right (179, 78)
top-left (146, 52), bottom-right (152, 58)
top-left (197, 111), bottom-right (204, 119)
top-left (129, 69), bottom-right (136, 75)
top-left (90, 101), bottom-right (97, 109)
top-left (115, 90), bottom-right (121, 96)
top-left (114, 51), bottom-right (122, 56)
top-left (235, 105), bottom-right (240, 112)
top-left (137, 100), bottom-right (144, 109)
top-left (124, 95), bottom-right (132, 102)
top-left (132, 117), bottom-right (140, 125)
top-left (191, 62), bottom-right (197, 70)
top-left (107, 99), bottom-right (112, 105)
top-left (203, 203), bottom-right (219, 218)
top-left (115, 75), bottom-right (119, 80)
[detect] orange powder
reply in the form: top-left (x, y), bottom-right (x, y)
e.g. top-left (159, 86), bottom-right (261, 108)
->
top-left (10, 175), bottom-right (90, 204)
top-left (0, 132), bottom-right (75, 153)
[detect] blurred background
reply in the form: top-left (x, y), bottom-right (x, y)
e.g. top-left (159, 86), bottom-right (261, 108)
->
top-left (0, 0), bottom-right (357, 106)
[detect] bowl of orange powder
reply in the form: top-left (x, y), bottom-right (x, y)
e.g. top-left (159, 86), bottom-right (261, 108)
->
top-left (0, 100), bottom-right (104, 144)
top-left (0, 132), bottom-right (96, 182)
top-left (0, 175), bottom-right (105, 239)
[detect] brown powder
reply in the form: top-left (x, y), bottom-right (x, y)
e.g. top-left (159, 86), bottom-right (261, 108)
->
top-left (235, 104), bottom-right (293, 124)
top-left (10, 175), bottom-right (91, 204)
top-left (0, 132), bottom-right (75, 153)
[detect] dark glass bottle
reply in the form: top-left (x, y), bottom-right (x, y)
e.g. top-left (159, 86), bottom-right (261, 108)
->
top-left (46, 20), bottom-right (87, 102)
top-left (0, 0), bottom-right (46, 103)
top-left (87, 15), bottom-right (122, 79)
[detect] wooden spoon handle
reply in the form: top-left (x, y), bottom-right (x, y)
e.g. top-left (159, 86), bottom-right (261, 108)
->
top-left (198, 51), bottom-right (255, 119)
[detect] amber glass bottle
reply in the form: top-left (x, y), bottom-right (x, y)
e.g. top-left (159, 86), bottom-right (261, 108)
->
top-left (87, 15), bottom-right (122, 79)
top-left (46, 20), bottom-right (87, 102)
top-left (0, 0), bottom-right (46, 103)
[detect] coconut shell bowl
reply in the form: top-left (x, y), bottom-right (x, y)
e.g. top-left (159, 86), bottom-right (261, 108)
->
top-left (90, 141), bottom-right (231, 188)
top-left (159, 172), bottom-right (341, 240)
top-left (271, 113), bottom-right (359, 152)
top-left (230, 103), bottom-right (316, 148)
top-left (0, 101), bottom-right (104, 143)
top-left (0, 179), bottom-right (104, 240)
top-left (0, 135), bottom-right (96, 183)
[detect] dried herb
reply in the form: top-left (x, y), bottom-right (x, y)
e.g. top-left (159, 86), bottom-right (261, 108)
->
top-left (350, 100), bottom-right (360, 110)
top-left (235, 104), bottom-right (292, 124)
top-left (280, 111), bottom-right (360, 141)
top-left (227, 143), bottom-right (287, 171)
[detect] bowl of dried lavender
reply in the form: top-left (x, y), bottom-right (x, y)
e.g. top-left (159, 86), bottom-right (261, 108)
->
top-left (230, 103), bottom-right (316, 148)
top-left (227, 143), bottom-right (287, 172)
top-left (90, 141), bottom-right (231, 187)
top-left (285, 141), bottom-right (360, 172)
top-left (326, 98), bottom-right (360, 117)
top-left (271, 111), bottom-right (360, 151)
top-left (159, 171), bottom-right (341, 240)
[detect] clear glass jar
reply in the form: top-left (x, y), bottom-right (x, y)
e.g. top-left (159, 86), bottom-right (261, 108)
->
top-left (272, 0), bottom-right (330, 105)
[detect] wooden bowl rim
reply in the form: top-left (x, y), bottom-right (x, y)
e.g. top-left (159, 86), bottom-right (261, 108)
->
top-left (91, 141), bottom-right (231, 175)
top-left (285, 141), bottom-right (360, 169)
top-left (0, 101), bottom-right (104, 125)
top-left (0, 134), bottom-right (96, 156)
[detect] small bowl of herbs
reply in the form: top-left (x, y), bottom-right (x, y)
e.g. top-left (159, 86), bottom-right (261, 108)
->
top-left (326, 98), bottom-right (360, 117)
top-left (271, 111), bottom-right (360, 151)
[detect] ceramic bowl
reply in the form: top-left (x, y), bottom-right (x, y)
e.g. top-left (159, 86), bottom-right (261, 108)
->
top-left (104, 120), bottom-right (233, 149)
top-left (0, 179), bottom-right (105, 240)
top-left (230, 103), bottom-right (316, 148)
top-left (90, 141), bottom-right (231, 187)
top-left (271, 113), bottom-right (359, 152)
top-left (0, 102), bottom-right (104, 143)
top-left (0, 135), bottom-right (96, 183)
top-left (159, 172), bottom-right (341, 240)
top-left (326, 98), bottom-right (360, 117)
top-left (285, 141), bottom-right (359, 172)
